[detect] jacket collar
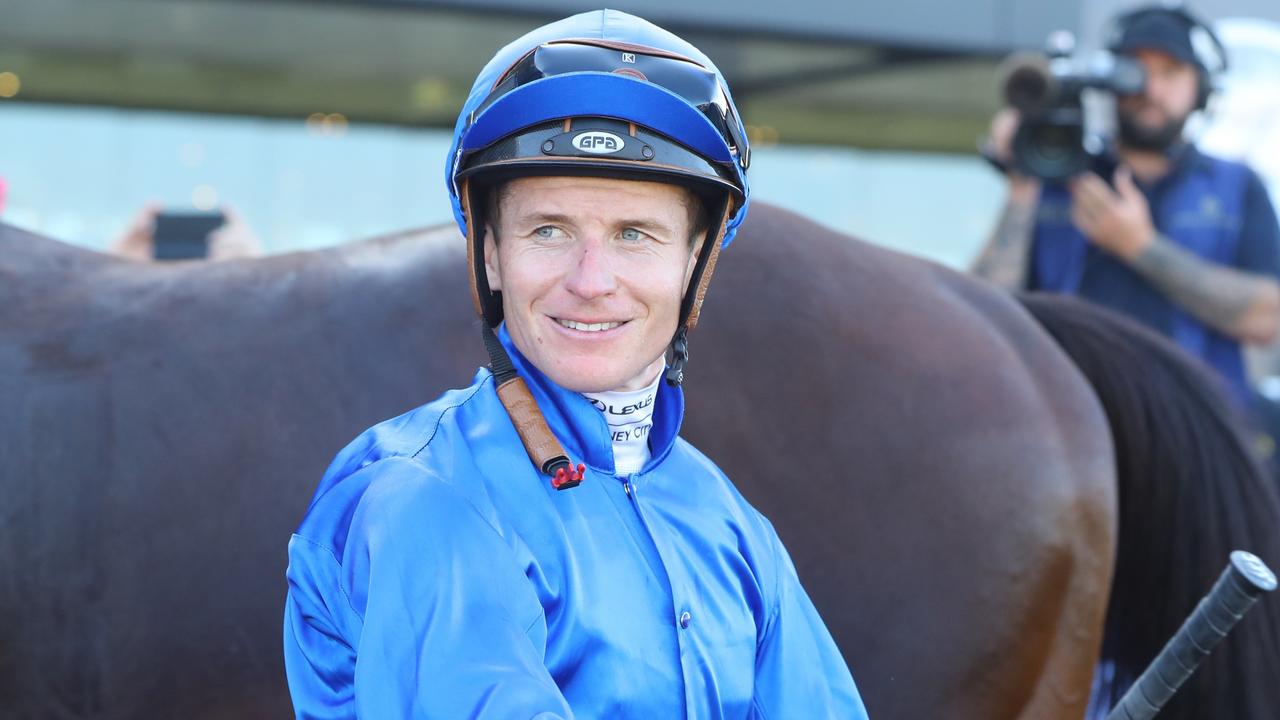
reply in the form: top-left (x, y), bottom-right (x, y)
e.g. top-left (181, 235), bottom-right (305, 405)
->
top-left (1138, 143), bottom-right (1211, 199)
top-left (496, 324), bottom-right (685, 476)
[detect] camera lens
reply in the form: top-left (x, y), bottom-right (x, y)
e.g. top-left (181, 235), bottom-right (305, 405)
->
top-left (1012, 111), bottom-right (1089, 182)
top-left (1031, 124), bottom-right (1076, 159)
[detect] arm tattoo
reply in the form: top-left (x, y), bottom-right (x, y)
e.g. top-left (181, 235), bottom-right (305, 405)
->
top-left (971, 200), bottom-right (1035, 289)
top-left (1130, 234), bottom-right (1271, 335)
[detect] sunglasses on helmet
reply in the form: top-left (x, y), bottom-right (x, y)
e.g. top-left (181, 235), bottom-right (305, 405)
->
top-left (470, 39), bottom-right (749, 170)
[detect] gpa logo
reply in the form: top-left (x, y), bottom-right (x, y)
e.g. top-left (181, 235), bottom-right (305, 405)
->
top-left (572, 131), bottom-right (625, 154)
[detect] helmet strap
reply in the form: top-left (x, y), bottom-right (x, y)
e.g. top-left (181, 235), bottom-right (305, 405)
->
top-left (666, 197), bottom-right (733, 387)
top-left (678, 196), bottom-right (733, 330)
top-left (481, 322), bottom-right (582, 489)
top-left (664, 326), bottom-right (690, 386)
top-left (465, 178), bottom-right (582, 489)
top-left (461, 177), bottom-right (505, 326)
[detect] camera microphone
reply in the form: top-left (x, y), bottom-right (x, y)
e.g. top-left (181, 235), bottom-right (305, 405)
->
top-left (1000, 53), bottom-right (1055, 114)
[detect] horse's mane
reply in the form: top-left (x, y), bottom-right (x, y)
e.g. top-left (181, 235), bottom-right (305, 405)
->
top-left (1021, 292), bottom-right (1280, 720)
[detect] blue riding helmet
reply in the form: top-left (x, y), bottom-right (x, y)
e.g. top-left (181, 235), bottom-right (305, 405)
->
top-left (446, 10), bottom-right (750, 251)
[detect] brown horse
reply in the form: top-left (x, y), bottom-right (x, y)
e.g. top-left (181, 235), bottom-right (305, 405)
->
top-left (2, 202), bottom-right (1278, 719)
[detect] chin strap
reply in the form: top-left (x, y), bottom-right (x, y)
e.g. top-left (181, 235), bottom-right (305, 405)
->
top-left (664, 197), bottom-right (734, 387)
top-left (665, 327), bottom-right (689, 387)
top-left (467, 180), bottom-right (582, 490)
top-left (482, 320), bottom-right (584, 490)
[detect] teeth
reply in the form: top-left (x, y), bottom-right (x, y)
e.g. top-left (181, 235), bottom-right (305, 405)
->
top-left (558, 319), bottom-right (621, 332)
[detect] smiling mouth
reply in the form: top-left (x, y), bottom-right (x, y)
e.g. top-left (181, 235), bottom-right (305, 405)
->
top-left (555, 318), bottom-right (623, 332)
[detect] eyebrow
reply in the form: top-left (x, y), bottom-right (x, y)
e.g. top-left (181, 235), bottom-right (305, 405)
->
top-left (514, 212), bottom-right (679, 237)
top-left (515, 212), bottom-right (576, 227)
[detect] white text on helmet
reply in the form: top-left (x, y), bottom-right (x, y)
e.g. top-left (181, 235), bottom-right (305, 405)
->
top-left (572, 131), bottom-right (626, 154)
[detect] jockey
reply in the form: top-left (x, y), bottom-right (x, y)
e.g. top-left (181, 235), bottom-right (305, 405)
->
top-left (283, 9), bottom-right (868, 719)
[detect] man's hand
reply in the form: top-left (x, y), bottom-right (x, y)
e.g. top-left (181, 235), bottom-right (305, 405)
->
top-left (207, 206), bottom-right (263, 260)
top-left (982, 107), bottom-right (1042, 196)
top-left (108, 203), bottom-right (261, 261)
top-left (109, 202), bottom-right (163, 261)
top-left (970, 107), bottom-right (1041, 289)
top-left (1069, 166), bottom-right (1156, 261)
top-left (1070, 164), bottom-right (1280, 345)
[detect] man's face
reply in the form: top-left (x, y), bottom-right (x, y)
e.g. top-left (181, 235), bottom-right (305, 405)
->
top-left (484, 175), bottom-right (704, 393)
top-left (1116, 48), bottom-right (1200, 150)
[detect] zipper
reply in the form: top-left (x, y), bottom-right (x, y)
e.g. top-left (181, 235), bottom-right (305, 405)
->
top-left (616, 473), bottom-right (689, 698)
top-left (621, 476), bottom-right (662, 572)
top-left (621, 474), bottom-right (642, 513)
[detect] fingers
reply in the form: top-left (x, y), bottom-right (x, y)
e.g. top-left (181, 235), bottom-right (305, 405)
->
top-left (123, 202), bottom-right (161, 236)
top-left (108, 201), bottom-right (163, 260)
top-left (207, 205), bottom-right (263, 260)
top-left (986, 107), bottom-right (1022, 163)
top-left (1113, 165), bottom-right (1141, 200)
top-left (1070, 202), bottom-right (1098, 236)
top-left (1070, 172), bottom-right (1114, 228)
top-left (1070, 172), bottom-right (1112, 205)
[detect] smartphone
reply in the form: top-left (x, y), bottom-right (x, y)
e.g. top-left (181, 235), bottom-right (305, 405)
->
top-left (153, 211), bottom-right (225, 260)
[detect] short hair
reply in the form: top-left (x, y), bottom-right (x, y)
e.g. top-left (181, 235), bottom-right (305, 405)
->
top-left (484, 180), bottom-right (712, 247)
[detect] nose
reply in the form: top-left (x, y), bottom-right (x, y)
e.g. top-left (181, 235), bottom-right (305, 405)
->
top-left (1143, 73), bottom-right (1166, 101)
top-left (563, 236), bottom-right (617, 300)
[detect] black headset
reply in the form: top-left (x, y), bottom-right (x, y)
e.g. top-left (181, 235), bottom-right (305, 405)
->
top-left (1107, 4), bottom-right (1229, 110)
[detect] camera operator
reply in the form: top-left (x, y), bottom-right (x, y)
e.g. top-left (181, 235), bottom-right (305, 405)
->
top-left (972, 4), bottom-right (1280, 410)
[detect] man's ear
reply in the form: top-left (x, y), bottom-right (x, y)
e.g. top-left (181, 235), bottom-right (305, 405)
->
top-left (483, 223), bottom-right (502, 292)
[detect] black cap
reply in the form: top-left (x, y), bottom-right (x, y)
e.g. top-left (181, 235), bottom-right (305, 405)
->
top-left (1110, 7), bottom-right (1203, 70)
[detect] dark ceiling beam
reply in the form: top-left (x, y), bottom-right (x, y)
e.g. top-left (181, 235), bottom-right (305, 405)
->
top-left (215, 0), bottom-right (1060, 54)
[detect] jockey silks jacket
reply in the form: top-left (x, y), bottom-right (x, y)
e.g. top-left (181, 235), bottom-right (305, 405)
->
top-left (283, 326), bottom-right (868, 719)
top-left (1029, 145), bottom-right (1280, 407)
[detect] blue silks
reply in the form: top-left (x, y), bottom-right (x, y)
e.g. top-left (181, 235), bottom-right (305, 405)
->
top-left (283, 326), bottom-right (868, 719)
top-left (445, 9), bottom-right (751, 248)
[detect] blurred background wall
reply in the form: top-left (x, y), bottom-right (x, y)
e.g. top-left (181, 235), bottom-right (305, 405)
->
top-left (0, 0), bottom-right (1277, 267)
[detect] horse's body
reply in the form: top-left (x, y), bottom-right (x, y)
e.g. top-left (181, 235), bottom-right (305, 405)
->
top-left (2, 203), bottom-right (1277, 719)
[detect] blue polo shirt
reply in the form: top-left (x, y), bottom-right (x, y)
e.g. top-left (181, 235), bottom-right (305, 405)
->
top-left (1029, 146), bottom-right (1280, 406)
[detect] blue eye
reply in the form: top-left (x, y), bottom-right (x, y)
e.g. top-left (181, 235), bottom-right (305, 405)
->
top-left (535, 226), bottom-right (557, 239)
top-left (621, 228), bottom-right (643, 242)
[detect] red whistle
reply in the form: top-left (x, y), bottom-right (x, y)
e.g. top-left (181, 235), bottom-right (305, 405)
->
top-left (551, 463), bottom-right (586, 490)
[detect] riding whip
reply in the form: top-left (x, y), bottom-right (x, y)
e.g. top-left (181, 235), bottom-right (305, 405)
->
top-left (1104, 550), bottom-right (1276, 720)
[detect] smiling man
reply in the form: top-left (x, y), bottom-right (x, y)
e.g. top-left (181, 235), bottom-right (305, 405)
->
top-left (282, 10), bottom-right (867, 719)
top-left (485, 176), bottom-right (706, 395)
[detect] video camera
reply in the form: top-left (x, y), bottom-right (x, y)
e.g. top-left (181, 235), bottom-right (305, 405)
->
top-left (1000, 32), bottom-right (1145, 182)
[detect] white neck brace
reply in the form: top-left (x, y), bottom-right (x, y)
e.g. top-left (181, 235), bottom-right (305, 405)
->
top-left (581, 373), bottom-right (662, 476)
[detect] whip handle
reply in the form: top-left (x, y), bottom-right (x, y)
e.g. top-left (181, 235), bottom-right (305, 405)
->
top-left (1105, 551), bottom-right (1276, 720)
